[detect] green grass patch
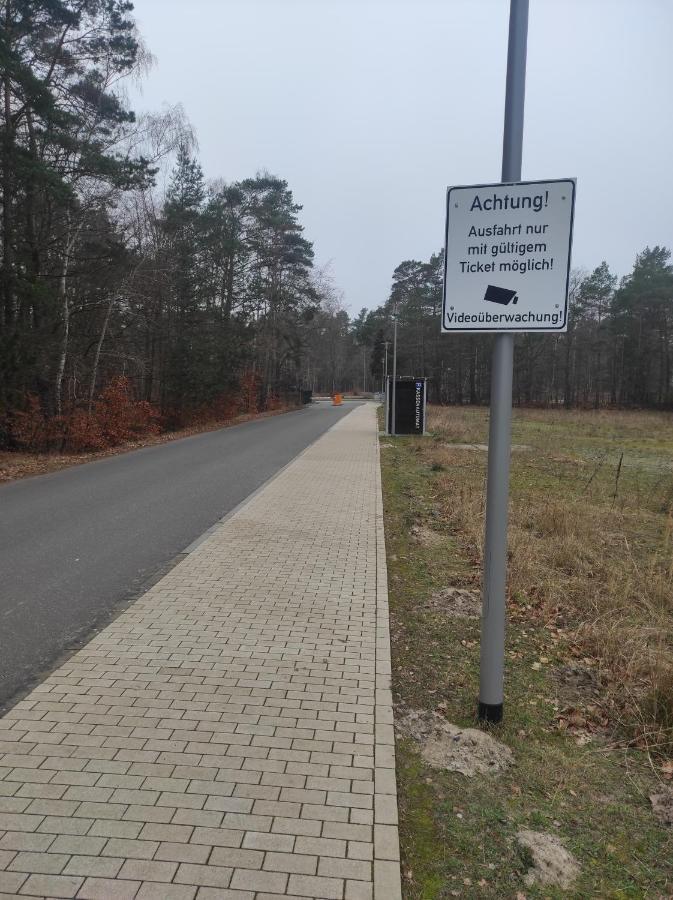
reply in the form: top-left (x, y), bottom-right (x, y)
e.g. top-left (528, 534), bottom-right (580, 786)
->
top-left (380, 406), bottom-right (673, 898)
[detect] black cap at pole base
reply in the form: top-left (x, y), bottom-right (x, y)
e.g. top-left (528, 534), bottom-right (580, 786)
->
top-left (478, 701), bottom-right (503, 724)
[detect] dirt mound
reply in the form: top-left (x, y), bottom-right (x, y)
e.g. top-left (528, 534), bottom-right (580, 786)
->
top-left (650, 788), bottom-right (673, 825)
top-left (516, 830), bottom-right (580, 888)
top-left (425, 587), bottom-right (481, 619)
top-left (410, 524), bottom-right (442, 547)
top-left (398, 710), bottom-right (513, 776)
top-left (552, 663), bottom-right (602, 704)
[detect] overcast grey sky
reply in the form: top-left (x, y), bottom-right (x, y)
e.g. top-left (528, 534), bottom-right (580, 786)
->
top-left (130, 0), bottom-right (673, 312)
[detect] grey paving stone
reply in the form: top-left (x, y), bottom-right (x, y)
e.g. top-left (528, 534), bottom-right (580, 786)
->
top-left (0, 406), bottom-right (400, 899)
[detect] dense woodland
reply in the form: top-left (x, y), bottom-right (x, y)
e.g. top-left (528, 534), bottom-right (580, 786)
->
top-left (1, 1), bottom-right (671, 452)
top-left (363, 246), bottom-right (673, 407)
top-left (0, 0), bottom-right (370, 451)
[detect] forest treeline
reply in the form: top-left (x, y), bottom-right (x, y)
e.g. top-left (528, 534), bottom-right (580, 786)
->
top-left (1, 2), bottom-right (671, 455)
top-left (360, 246), bottom-right (673, 408)
top-left (0, 0), bottom-right (366, 451)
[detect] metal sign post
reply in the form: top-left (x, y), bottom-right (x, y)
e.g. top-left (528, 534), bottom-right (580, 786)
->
top-left (439, 0), bottom-right (574, 723)
top-left (478, 0), bottom-right (528, 724)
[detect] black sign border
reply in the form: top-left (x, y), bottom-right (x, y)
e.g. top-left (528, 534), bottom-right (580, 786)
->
top-left (441, 178), bottom-right (576, 333)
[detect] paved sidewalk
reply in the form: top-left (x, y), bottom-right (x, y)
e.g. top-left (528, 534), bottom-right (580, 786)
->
top-left (0, 404), bottom-right (401, 900)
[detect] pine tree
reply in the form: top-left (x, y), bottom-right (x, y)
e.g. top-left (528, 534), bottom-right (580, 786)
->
top-left (612, 247), bottom-right (673, 406)
top-left (0, 0), bottom-right (151, 414)
top-left (370, 329), bottom-right (386, 389)
top-left (162, 145), bottom-right (206, 409)
top-left (577, 262), bottom-right (617, 407)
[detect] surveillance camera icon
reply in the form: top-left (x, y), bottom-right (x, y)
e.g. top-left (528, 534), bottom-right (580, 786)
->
top-left (484, 285), bottom-right (518, 306)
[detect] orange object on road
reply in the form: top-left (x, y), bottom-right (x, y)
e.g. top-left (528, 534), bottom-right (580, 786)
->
top-left (332, 393), bottom-right (343, 406)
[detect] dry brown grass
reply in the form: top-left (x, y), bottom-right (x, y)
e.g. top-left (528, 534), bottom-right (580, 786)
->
top-left (424, 405), bottom-right (673, 751)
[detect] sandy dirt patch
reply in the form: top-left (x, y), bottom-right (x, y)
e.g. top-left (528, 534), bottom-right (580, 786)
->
top-left (516, 829), bottom-right (580, 889)
top-left (425, 587), bottom-right (481, 619)
top-left (650, 788), bottom-right (673, 825)
top-left (410, 524), bottom-right (443, 547)
top-left (398, 709), bottom-right (513, 777)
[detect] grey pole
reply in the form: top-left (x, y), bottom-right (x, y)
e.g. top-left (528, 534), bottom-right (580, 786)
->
top-left (478, 0), bottom-right (528, 724)
top-left (391, 304), bottom-right (398, 435)
top-left (383, 342), bottom-right (389, 430)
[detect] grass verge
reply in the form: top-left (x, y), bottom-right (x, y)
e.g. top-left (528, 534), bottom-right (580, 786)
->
top-left (380, 405), bottom-right (673, 898)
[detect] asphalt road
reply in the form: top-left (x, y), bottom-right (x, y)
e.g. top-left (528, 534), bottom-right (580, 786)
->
top-left (0, 402), bottom-right (358, 708)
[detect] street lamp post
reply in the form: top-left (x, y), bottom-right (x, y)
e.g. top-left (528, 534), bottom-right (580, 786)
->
top-left (391, 302), bottom-right (398, 435)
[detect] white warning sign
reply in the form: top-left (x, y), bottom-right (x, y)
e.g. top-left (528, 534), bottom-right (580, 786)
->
top-left (441, 178), bottom-right (576, 332)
